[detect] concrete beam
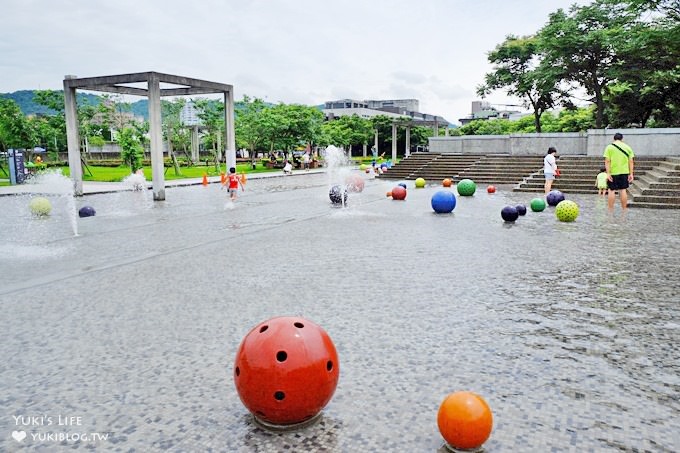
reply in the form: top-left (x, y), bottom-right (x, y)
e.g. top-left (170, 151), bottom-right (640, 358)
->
top-left (83, 85), bottom-right (149, 96)
top-left (64, 71), bottom-right (233, 94)
top-left (64, 72), bottom-right (152, 88)
top-left (161, 87), bottom-right (227, 96)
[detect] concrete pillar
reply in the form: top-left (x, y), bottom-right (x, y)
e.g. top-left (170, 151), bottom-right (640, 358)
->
top-left (374, 130), bottom-right (379, 155)
top-left (405, 126), bottom-right (411, 157)
top-left (63, 78), bottom-right (82, 196)
top-left (434, 121), bottom-right (439, 138)
top-left (391, 123), bottom-right (397, 162)
top-left (362, 143), bottom-right (367, 158)
top-left (224, 90), bottom-right (236, 171)
top-left (191, 125), bottom-right (199, 162)
top-left (445, 126), bottom-right (450, 136)
top-left (148, 74), bottom-right (165, 201)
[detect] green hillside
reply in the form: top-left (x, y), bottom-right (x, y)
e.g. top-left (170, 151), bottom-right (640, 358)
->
top-left (0, 90), bottom-right (103, 115)
top-left (0, 90), bottom-right (150, 119)
top-left (1, 90), bottom-right (268, 120)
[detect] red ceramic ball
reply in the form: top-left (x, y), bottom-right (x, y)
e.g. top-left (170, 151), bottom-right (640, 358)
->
top-left (437, 391), bottom-right (493, 450)
top-left (391, 186), bottom-right (407, 200)
top-left (487, 185), bottom-right (496, 194)
top-left (442, 178), bottom-right (452, 187)
top-left (234, 317), bottom-right (339, 426)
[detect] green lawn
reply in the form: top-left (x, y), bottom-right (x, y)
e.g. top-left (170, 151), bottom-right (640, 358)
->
top-left (56, 162), bottom-right (279, 182)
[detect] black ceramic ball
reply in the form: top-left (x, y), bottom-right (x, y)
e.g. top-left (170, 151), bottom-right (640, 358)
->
top-left (329, 185), bottom-right (348, 204)
top-left (501, 205), bottom-right (519, 222)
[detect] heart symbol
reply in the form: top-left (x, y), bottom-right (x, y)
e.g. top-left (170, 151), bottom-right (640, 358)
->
top-left (12, 430), bottom-right (27, 442)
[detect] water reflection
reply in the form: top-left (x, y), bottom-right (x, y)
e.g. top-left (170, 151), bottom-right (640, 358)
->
top-left (0, 177), bottom-right (678, 451)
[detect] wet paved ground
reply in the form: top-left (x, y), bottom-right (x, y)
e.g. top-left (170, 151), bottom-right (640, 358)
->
top-left (1, 171), bottom-right (679, 452)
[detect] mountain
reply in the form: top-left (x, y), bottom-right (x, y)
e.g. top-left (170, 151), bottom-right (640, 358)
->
top-left (0, 90), bottom-right (152, 119)
top-left (0, 90), bottom-right (103, 115)
top-left (1, 90), bottom-right (276, 120)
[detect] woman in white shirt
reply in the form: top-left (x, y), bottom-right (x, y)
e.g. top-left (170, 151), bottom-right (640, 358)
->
top-left (543, 147), bottom-right (558, 195)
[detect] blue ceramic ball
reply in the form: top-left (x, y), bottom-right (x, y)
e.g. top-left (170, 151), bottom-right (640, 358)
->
top-left (78, 206), bottom-right (96, 217)
top-left (398, 182), bottom-right (407, 189)
top-left (431, 191), bottom-right (457, 214)
top-left (515, 204), bottom-right (527, 216)
top-left (501, 206), bottom-right (519, 222)
top-left (546, 190), bottom-right (565, 207)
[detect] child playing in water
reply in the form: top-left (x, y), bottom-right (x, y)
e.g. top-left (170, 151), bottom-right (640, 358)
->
top-left (596, 167), bottom-right (608, 196)
top-left (227, 167), bottom-right (244, 201)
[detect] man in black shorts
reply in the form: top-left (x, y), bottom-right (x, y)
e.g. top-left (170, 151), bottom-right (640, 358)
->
top-left (603, 133), bottom-right (635, 210)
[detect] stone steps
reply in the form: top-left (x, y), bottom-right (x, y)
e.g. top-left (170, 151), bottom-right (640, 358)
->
top-left (382, 154), bottom-right (680, 208)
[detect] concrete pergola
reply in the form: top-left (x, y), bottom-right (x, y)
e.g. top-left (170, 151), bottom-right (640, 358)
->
top-left (63, 71), bottom-right (235, 200)
top-left (379, 119), bottom-right (450, 161)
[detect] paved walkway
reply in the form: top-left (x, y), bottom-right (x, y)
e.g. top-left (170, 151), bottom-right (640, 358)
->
top-left (0, 168), bottom-right (327, 196)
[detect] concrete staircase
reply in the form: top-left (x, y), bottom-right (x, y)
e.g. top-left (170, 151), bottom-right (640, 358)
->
top-left (514, 156), bottom-right (606, 194)
top-left (378, 152), bottom-right (440, 179)
top-left (628, 156), bottom-right (680, 209)
top-left (513, 156), bottom-right (680, 209)
top-left (379, 153), bottom-right (543, 184)
top-left (381, 153), bottom-right (680, 209)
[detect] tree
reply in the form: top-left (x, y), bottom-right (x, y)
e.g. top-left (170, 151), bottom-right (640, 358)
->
top-left (605, 2), bottom-right (680, 127)
top-left (538, 1), bottom-right (635, 127)
top-left (161, 98), bottom-right (186, 173)
top-left (33, 90), bottom-right (101, 154)
top-left (235, 95), bottom-right (268, 155)
top-left (458, 118), bottom-right (514, 136)
top-left (270, 103), bottom-right (324, 151)
top-left (478, 35), bottom-right (561, 132)
top-left (195, 98), bottom-right (225, 170)
top-left (0, 98), bottom-right (38, 152)
top-left (117, 127), bottom-right (144, 172)
top-left (320, 114), bottom-right (373, 153)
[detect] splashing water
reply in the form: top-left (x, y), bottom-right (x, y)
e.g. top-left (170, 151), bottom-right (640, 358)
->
top-left (123, 171), bottom-right (148, 191)
top-left (323, 146), bottom-right (352, 207)
top-left (27, 169), bottom-right (78, 236)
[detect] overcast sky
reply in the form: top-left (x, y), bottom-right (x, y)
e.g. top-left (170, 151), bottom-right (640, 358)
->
top-left (1, 0), bottom-right (589, 124)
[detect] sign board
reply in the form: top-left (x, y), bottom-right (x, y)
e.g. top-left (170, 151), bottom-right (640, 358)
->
top-left (8, 149), bottom-right (26, 184)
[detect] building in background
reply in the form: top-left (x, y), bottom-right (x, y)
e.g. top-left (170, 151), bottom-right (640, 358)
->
top-left (458, 100), bottom-right (525, 125)
top-left (322, 98), bottom-right (450, 126)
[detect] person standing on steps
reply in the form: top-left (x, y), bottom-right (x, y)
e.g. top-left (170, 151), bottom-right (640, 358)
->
top-left (603, 133), bottom-right (635, 210)
top-left (543, 147), bottom-right (558, 195)
top-left (596, 167), bottom-right (608, 196)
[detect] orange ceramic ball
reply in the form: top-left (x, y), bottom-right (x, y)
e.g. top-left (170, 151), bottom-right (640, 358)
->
top-left (234, 317), bottom-right (339, 427)
top-left (437, 391), bottom-right (493, 450)
top-left (442, 179), bottom-right (452, 187)
top-left (386, 191), bottom-right (392, 197)
top-left (487, 185), bottom-right (496, 194)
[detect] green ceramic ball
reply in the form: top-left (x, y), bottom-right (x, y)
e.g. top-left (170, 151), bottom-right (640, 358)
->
top-left (456, 179), bottom-right (476, 196)
top-left (29, 197), bottom-right (52, 216)
top-left (415, 177), bottom-right (426, 188)
top-left (555, 200), bottom-right (579, 222)
top-left (530, 198), bottom-right (546, 212)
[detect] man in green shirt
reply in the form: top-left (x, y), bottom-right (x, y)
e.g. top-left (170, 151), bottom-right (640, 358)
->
top-left (603, 133), bottom-right (635, 210)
